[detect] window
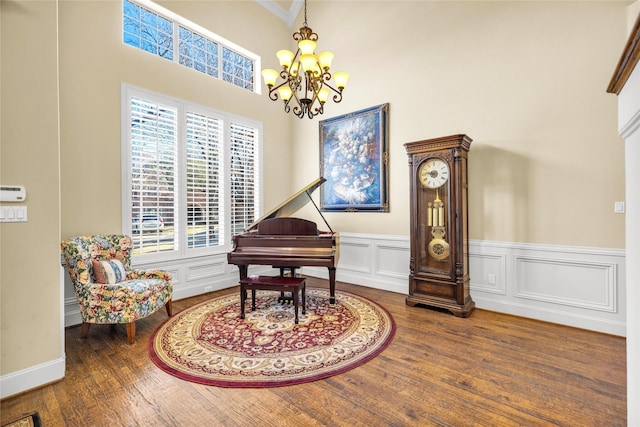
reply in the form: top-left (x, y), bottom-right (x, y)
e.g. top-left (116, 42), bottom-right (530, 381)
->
top-left (123, 0), bottom-right (258, 93)
top-left (123, 84), bottom-right (261, 258)
top-left (123, 0), bottom-right (173, 60)
top-left (179, 27), bottom-right (218, 78)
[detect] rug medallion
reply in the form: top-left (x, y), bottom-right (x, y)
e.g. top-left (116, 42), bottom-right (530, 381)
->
top-left (149, 288), bottom-right (395, 387)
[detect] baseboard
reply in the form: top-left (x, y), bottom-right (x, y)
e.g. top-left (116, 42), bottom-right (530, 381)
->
top-left (0, 357), bottom-right (65, 399)
top-left (473, 295), bottom-right (626, 335)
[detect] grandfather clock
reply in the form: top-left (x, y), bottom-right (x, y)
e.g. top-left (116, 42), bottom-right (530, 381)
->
top-left (404, 134), bottom-right (475, 317)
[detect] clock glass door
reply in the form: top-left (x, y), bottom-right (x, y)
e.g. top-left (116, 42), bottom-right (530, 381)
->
top-left (416, 158), bottom-right (452, 277)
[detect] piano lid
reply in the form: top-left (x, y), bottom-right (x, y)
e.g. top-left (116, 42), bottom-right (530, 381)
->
top-left (246, 177), bottom-right (332, 232)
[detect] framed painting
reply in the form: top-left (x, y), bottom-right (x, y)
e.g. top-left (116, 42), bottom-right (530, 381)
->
top-left (319, 103), bottom-right (389, 212)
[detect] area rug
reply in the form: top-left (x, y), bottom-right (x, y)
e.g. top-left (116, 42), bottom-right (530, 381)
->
top-left (149, 288), bottom-right (395, 387)
top-left (1, 412), bottom-right (42, 427)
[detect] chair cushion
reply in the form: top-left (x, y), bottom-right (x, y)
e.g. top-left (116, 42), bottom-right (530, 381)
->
top-left (92, 258), bottom-right (127, 284)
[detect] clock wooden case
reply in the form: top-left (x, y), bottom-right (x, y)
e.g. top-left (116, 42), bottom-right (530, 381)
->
top-left (404, 134), bottom-right (475, 317)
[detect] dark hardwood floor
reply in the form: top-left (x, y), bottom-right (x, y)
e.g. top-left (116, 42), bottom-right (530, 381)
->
top-left (1, 278), bottom-right (626, 426)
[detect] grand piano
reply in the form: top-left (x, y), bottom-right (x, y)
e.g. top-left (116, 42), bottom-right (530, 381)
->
top-left (227, 177), bottom-right (340, 303)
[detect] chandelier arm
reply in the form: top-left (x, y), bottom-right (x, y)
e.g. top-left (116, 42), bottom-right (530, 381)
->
top-left (320, 81), bottom-right (345, 103)
top-left (283, 98), bottom-right (292, 114)
top-left (293, 104), bottom-right (304, 118)
top-left (306, 72), bottom-right (320, 103)
top-left (266, 79), bottom-right (291, 101)
top-left (309, 101), bottom-right (324, 118)
top-left (289, 85), bottom-right (306, 119)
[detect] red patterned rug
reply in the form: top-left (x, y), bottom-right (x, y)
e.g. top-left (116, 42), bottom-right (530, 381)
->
top-left (149, 287), bottom-right (395, 387)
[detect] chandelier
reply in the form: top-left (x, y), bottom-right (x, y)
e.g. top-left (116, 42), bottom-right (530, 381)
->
top-left (261, 0), bottom-right (349, 119)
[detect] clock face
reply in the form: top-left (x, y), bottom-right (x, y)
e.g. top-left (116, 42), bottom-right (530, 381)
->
top-left (418, 158), bottom-right (450, 189)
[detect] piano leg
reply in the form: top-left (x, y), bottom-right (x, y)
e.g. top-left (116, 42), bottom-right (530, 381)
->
top-left (329, 267), bottom-right (336, 304)
top-left (239, 265), bottom-right (248, 280)
top-left (239, 265), bottom-right (249, 303)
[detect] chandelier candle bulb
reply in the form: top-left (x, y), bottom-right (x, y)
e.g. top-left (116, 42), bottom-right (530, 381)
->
top-left (318, 87), bottom-right (331, 103)
top-left (300, 54), bottom-right (318, 72)
top-left (333, 72), bottom-right (350, 89)
top-left (277, 86), bottom-right (293, 101)
top-left (318, 51), bottom-right (334, 70)
top-left (261, 69), bottom-right (278, 86)
top-left (277, 50), bottom-right (295, 68)
top-left (298, 39), bottom-right (317, 55)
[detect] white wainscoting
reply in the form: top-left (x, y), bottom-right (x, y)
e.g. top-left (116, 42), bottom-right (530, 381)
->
top-left (468, 240), bottom-right (626, 336)
top-left (63, 234), bottom-right (626, 336)
top-left (305, 234), bottom-right (626, 336)
top-left (303, 232), bottom-right (410, 294)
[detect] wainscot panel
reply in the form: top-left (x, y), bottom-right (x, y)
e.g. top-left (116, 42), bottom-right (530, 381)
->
top-left (63, 236), bottom-right (626, 335)
top-left (305, 234), bottom-right (626, 336)
top-left (469, 240), bottom-right (626, 336)
top-left (303, 233), bottom-right (409, 294)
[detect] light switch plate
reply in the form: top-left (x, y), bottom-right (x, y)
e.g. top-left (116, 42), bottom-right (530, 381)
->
top-left (0, 206), bottom-right (28, 222)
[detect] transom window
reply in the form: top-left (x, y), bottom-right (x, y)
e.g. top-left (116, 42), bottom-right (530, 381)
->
top-left (123, 0), bottom-right (258, 92)
top-left (122, 84), bottom-right (261, 259)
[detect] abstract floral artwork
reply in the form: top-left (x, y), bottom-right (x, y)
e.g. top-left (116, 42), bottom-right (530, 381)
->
top-left (319, 103), bottom-right (389, 212)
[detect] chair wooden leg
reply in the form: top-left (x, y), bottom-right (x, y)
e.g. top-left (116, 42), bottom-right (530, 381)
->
top-left (126, 322), bottom-right (136, 345)
top-left (80, 322), bottom-right (91, 339)
top-left (165, 300), bottom-right (173, 317)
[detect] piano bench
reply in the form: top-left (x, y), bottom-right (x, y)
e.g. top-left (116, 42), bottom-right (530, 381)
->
top-left (239, 275), bottom-right (306, 324)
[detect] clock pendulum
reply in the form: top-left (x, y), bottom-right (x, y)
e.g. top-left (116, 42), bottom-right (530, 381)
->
top-left (427, 188), bottom-right (450, 261)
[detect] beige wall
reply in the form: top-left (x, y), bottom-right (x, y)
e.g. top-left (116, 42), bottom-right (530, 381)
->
top-left (292, 1), bottom-right (627, 248)
top-left (0, 0), bottom-right (630, 386)
top-left (1, 0), bottom-right (62, 374)
top-left (59, 0), bottom-right (292, 238)
top-left (629, 1), bottom-right (640, 30)
top-left (2, 0), bottom-right (292, 383)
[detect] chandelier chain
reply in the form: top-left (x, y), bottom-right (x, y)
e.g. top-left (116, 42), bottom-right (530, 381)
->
top-left (303, 0), bottom-right (308, 27)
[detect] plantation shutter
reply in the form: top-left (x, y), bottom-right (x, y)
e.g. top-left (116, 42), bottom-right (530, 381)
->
top-left (186, 111), bottom-right (223, 249)
top-left (129, 96), bottom-right (178, 254)
top-left (229, 123), bottom-right (258, 236)
top-left (124, 85), bottom-right (262, 260)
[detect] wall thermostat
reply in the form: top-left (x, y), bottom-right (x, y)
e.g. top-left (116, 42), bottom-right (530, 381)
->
top-left (0, 185), bottom-right (27, 202)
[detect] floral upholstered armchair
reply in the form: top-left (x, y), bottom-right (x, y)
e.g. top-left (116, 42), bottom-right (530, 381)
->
top-left (61, 234), bottom-right (173, 344)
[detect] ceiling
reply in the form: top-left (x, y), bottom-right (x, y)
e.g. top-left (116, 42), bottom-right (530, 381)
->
top-left (257, 0), bottom-right (303, 28)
